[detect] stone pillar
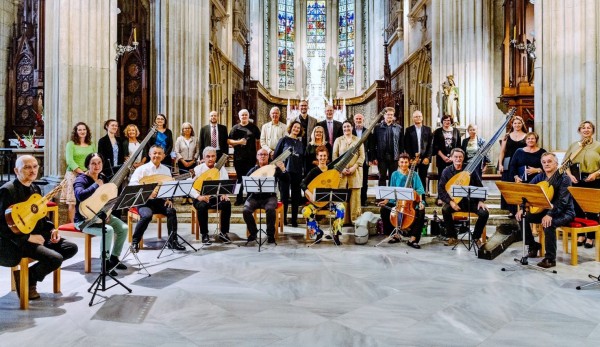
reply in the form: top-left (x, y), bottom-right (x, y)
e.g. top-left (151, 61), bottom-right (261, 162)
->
top-left (0, 0), bottom-right (18, 134)
top-left (535, 0), bottom-right (600, 151)
top-left (44, 0), bottom-right (117, 180)
top-left (153, 0), bottom-right (210, 139)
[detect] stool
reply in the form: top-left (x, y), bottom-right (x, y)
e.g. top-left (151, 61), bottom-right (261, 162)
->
top-left (191, 205), bottom-right (221, 240)
top-left (559, 219), bottom-right (600, 266)
top-left (10, 258), bottom-right (60, 309)
top-left (452, 212), bottom-right (487, 241)
top-left (127, 207), bottom-right (166, 249)
top-left (47, 201), bottom-right (59, 227)
top-left (57, 223), bottom-right (93, 273)
top-left (247, 202), bottom-right (284, 239)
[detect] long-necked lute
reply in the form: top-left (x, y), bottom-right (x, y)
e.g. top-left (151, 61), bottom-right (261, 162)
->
top-left (6, 179), bottom-right (67, 234)
top-left (445, 108), bottom-right (516, 204)
top-left (307, 108), bottom-right (385, 208)
top-left (79, 126), bottom-right (157, 220)
top-left (250, 148), bottom-right (292, 177)
top-left (528, 137), bottom-right (591, 214)
top-left (192, 154), bottom-right (229, 191)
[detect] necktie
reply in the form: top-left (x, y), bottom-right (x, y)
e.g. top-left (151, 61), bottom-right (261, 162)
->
top-left (328, 122), bottom-right (333, 146)
top-left (211, 126), bottom-right (217, 148)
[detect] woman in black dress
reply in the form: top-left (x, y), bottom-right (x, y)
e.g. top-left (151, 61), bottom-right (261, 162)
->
top-left (508, 132), bottom-right (546, 184)
top-left (274, 121), bottom-right (305, 227)
top-left (498, 115), bottom-right (527, 213)
top-left (433, 114), bottom-right (461, 175)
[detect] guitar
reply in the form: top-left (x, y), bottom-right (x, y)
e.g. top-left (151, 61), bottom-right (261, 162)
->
top-left (307, 108), bottom-right (385, 208)
top-left (250, 148), bottom-right (292, 177)
top-left (445, 108), bottom-right (516, 203)
top-left (192, 154), bottom-right (229, 191)
top-left (78, 126), bottom-right (157, 220)
top-left (6, 179), bottom-right (67, 234)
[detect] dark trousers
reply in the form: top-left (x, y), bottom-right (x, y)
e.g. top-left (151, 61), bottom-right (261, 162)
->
top-left (523, 212), bottom-right (574, 261)
top-left (192, 197), bottom-right (231, 235)
top-left (361, 162), bottom-right (369, 206)
top-left (417, 162), bottom-right (429, 197)
top-left (280, 171), bottom-right (301, 223)
top-left (243, 196), bottom-right (278, 237)
top-left (442, 200), bottom-right (489, 239)
top-left (377, 159), bottom-right (398, 186)
top-left (132, 198), bottom-right (178, 242)
top-left (380, 203), bottom-right (424, 243)
top-left (0, 238), bottom-right (78, 285)
top-left (234, 160), bottom-right (255, 202)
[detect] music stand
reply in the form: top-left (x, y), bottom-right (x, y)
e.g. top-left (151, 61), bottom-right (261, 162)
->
top-left (242, 176), bottom-right (277, 252)
top-left (308, 188), bottom-right (350, 247)
top-left (450, 185), bottom-right (488, 255)
top-left (200, 179), bottom-right (237, 243)
top-left (567, 187), bottom-right (600, 290)
top-left (496, 181), bottom-right (555, 273)
top-left (155, 180), bottom-right (198, 258)
top-left (374, 186), bottom-right (414, 247)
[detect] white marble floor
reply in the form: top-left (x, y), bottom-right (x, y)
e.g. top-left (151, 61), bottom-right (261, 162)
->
top-left (1, 224), bottom-right (600, 347)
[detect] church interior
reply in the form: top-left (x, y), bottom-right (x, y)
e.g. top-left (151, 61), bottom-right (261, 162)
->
top-left (1, 0), bottom-right (600, 346)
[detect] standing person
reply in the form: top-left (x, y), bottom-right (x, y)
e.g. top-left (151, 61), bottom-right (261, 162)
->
top-left (244, 148), bottom-right (287, 244)
top-left (317, 104), bottom-right (343, 147)
top-left (438, 148), bottom-right (489, 247)
top-left (97, 119), bottom-right (124, 180)
top-left (274, 121), bottom-right (305, 227)
top-left (293, 100), bottom-right (318, 147)
top-left (333, 120), bottom-right (365, 222)
top-left (191, 147), bottom-right (232, 245)
top-left (122, 124), bottom-right (147, 170)
top-left (260, 107), bottom-right (288, 159)
top-left (564, 121), bottom-right (600, 248)
top-left (145, 113), bottom-right (174, 167)
top-left (74, 153), bottom-right (127, 276)
top-left (498, 115), bottom-right (527, 213)
top-left (509, 132), bottom-right (546, 184)
top-left (199, 110), bottom-right (229, 160)
top-left (371, 107), bottom-right (404, 186)
top-left (516, 152), bottom-right (575, 268)
top-left (228, 109), bottom-right (261, 205)
top-left (305, 125), bottom-right (332, 173)
top-left (378, 153), bottom-right (426, 248)
top-left (432, 114), bottom-right (461, 177)
top-left (174, 122), bottom-right (199, 174)
top-left (0, 155), bottom-right (78, 300)
top-left (353, 113), bottom-right (371, 206)
top-left (460, 124), bottom-right (490, 179)
top-left (129, 145), bottom-right (184, 252)
top-left (60, 122), bottom-right (96, 223)
top-left (404, 110), bottom-right (433, 197)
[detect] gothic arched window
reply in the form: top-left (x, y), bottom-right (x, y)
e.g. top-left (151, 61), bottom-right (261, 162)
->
top-left (306, 0), bottom-right (327, 88)
top-left (277, 0), bottom-right (295, 90)
top-left (338, 0), bottom-right (355, 90)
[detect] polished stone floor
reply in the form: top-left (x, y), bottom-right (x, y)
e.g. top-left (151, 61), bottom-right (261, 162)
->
top-left (1, 223), bottom-right (600, 347)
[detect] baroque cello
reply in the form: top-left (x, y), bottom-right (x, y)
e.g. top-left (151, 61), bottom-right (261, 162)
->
top-left (390, 154), bottom-right (420, 229)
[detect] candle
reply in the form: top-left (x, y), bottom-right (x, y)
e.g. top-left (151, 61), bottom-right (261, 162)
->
top-left (133, 28), bottom-right (137, 42)
top-left (513, 26), bottom-right (516, 41)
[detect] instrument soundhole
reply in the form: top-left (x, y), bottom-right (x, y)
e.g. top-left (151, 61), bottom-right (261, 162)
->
top-left (31, 205), bottom-right (38, 213)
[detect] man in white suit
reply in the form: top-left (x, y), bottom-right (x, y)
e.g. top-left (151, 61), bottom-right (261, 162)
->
top-left (260, 107), bottom-right (288, 159)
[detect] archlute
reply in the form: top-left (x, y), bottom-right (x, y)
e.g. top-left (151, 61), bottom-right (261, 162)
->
top-left (445, 107), bottom-right (516, 204)
top-left (307, 108), bottom-right (385, 208)
top-left (78, 125), bottom-right (157, 220)
top-left (6, 179), bottom-right (67, 234)
top-left (192, 154), bottom-right (229, 191)
top-left (250, 148), bottom-right (292, 177)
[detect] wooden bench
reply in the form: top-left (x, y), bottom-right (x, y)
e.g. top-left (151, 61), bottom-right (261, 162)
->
top-left (11, 258), bottom-right (60, 310)
top-left (57, 223), bottom-right (93, 273)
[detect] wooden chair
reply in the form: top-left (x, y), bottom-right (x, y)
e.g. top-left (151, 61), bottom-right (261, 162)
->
top-left (191, 205), bottom-right (221, 240)
top-left (127, 207), bottom-right (166, 249)
top-left (57, 223), bottom-right (93, 273)
top-left (47, 201), bottom-right (59, 227)
top-left (452, 212), bottom-right (487, 241)
top-left (11, 258), bottom-right (60, 310)
top-left (557, 219), bottom-right (600, 266)
top-left (247, 202), bottom-right (284, 240)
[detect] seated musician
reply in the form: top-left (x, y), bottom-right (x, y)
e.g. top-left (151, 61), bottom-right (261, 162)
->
top-left (243, 148), bottom-right (287, 244)
top-left (301, 146), bottom-right (345, 245)
top-left (129, 145), bottom-right (184, 252)
top-left (0, 155), bottom-right (78, 300)
top-left (191, 146), bottom-right (231, 245)
top-left (74, 153), bottom-right (127, 276)
top-left (515, 152), bottom-right (575, 268)
top-left (438, 148), bottom-right (489, 247)
top-left (378, 153), bottom-right (425, 249)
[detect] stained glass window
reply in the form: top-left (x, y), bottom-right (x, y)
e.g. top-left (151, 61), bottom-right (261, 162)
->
top-left (277, 0), bottom-right (295, 90)
top-left (306, 0), bottom-right (327, 87)
top-left (338, 0), bottom-right (355, 90)
top-left (264, 0), bottom-right (270, 88)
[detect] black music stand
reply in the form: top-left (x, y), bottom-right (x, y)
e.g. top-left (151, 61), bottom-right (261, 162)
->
top-left (155, 180), bottom-right (198, 258)
top-left (243, 176), bottom-right (277, 252)
top-left (496, 181), bottom-right (555, 274)
top-left (308, 188), bottom-right (349, 248)
top-left (450, 185), bottom-right (488, 255)
top-left (374, 186), bottom-right (414, 247)
top-left (200, 179), bottom-right (237, 243)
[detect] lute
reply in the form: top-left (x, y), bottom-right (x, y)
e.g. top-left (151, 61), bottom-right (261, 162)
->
top-left (251, 148), bottom-right (292, 177)
top-left (192, 154), bottom-right (229, 191)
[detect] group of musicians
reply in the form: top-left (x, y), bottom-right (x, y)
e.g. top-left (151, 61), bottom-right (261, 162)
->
top-left (1, 100), bottom-right (599, 302)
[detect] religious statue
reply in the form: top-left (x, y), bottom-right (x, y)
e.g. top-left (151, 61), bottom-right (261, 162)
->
top-left (441, 75), bottom-right (459, 124)
top-left (526, 39), bottom-right (536, 84)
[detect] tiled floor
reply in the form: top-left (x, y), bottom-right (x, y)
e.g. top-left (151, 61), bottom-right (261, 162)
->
top-left (1, 224), bottom-right (600, 346)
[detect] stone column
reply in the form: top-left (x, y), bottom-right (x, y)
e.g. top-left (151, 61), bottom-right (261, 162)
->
top-left (535, 0), bottom-right (600, 151)
top-left (153, 0), bottom-right (210, 138)
top-left (44, 0), bottom-right (117, 180)
top-left (0, 0), bottom-right (18, 131)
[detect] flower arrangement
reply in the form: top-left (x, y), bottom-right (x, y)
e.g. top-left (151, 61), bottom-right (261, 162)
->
top-left (14, 130), bottom-right (40, 148)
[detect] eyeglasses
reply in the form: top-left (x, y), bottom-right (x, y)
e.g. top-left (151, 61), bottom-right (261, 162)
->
top-left (257, 153), bottom-right (268, 156)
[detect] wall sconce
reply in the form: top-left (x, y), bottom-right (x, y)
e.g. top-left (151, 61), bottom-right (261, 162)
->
top-left (115, 26), bottom-right (138, 61)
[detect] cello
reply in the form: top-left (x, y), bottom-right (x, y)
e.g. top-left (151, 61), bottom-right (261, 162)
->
top-left (390, 154), bottom-right (420, 229)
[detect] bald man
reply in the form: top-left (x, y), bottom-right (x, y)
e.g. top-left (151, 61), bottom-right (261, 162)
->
top-left (0, 155), bottom-right (78, 300)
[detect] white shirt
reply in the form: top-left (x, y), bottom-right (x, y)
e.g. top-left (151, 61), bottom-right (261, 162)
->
top-left (189, 163), bottom-right (230, 199)
top-left (415, 125), bottom-right (422, 153)
top-left (129, 162), bottom-right (172, 186)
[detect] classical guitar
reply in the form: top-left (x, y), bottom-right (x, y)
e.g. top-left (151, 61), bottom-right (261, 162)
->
top-left (250, 148), bottom-right (292, 177)
top-left (192, 154), bottom-right (229, 191)
top-left (6, 179), bottom-right (67, 234)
